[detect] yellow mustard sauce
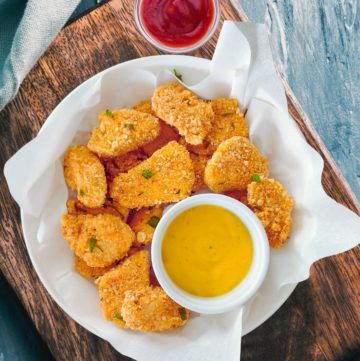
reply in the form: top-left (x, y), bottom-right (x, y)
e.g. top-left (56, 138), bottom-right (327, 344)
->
top-left (162, 205), bottom-right (253, 297)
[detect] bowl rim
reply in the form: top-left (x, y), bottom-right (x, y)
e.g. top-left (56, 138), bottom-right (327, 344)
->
top-left (134, 0), bottom-right (221, 54)
top-left (151, 193), bottom-right (270, 314)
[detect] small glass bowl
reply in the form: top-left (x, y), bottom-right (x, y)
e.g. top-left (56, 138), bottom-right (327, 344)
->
top-left (134, 0), bottom-right (221, 54)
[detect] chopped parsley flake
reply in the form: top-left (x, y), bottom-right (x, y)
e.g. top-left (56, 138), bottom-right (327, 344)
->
top-left (124, 123), bottom-right (135, 130)
top-left (105, 109), bottom-right (113, 117)
top-left (79, 189), bottom-right (85, 197)
top-left (89, 237), bottom-right (97, 252)
top-left (251, 174), bottom-right (261, 183)
top-left (147, 216), bottom-right (160, 228)
top-left (173, 68), bottom-right (183, 81)
top-left (142, 170), bottom-right (154, 179)
top-left (179, 307), bottom-right (187, 320)
top-left (114, 312), bottom-right (124, 321)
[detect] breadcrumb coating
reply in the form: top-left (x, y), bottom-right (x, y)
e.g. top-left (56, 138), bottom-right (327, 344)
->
top-left (121, 286), bottom-right (189, 332)
top-left (96, 251), bottom-right (150, 328)
top-left (190, 153), bottom-right (209, 192)
top-left (204, 136), bottom-right (269, 192)
top-left (152, 83), bottom-right (214, 145)
top-left (133, 99), bottom-right (155, 116)
top-left (110, 141), bottom-right (195, 208)
top-left (74, 255), bottom-right (116, 279)
top-left (61, 213), bottom-right (134, 267)
top-left (88, 109), bottom-right (160, 157)
top-left (64, 145), bottom-right (107, 208)
top-left (129, 206), bottom-right (164, 245)
top-left (247, 178), bottom-right (294, 248)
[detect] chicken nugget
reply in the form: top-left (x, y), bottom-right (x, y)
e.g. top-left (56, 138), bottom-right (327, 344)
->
top-left (190, 153), bottom-right (209, 192)
top-left (247, 178), bottom-right (294, 248)
top-left (129, 206), bottom-right (164, 245)
top-left (152, 83), bottom-right (214, 145)
top-left (110, 141), bottom-right (195, 208)
top-left (206, 98), bottom-right (249, 151)
top-left (61, 213), bottom-right (134, 267)
top-left (64, 145), bottom-right (107, 208)
top-left (121, 286), bottom-right (189, 332)
top-left (96, 250), bottom-right (150, 328)
top-left (74, 255), bottom-right (116, 279)
top-left (204, 136), bottom-right (269, 193)
top-left (133, 99), bottom-right (155, 115)
top-left (88, 109), bottom-right (160, 157)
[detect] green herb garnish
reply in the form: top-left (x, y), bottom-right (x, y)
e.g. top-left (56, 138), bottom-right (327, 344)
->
top-left (222, 111), bottom-right (235, 116)
top-left (179, 307), bottom-right (187, 321)
top-left (142, 170), bottom-right (154, 179)
top-left (114, 312), bottom-right (124, 321)
top-left (147, 216), bottom-right (160, 228)
top-left (173, 68), bottom-right (183, 81)
top-left (105, 109), bottom-right (113, 117)
top-left (125, 123), bottom-right (135, 130)
top-left (251, 174), bottom-right (261, 183)
top-left (89, 237), bottom-right (97, 252)
top-left (79, 189), bottom-right (85, 197)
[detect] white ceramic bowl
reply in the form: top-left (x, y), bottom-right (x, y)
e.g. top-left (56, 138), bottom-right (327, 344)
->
top-left (151, 194), bottom-right (270, 314)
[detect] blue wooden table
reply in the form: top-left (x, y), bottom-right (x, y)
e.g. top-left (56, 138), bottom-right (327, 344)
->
top-left (0, 0), bottom-right (358, 360)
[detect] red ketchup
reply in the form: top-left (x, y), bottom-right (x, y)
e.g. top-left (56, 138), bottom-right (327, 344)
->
top-left (141, 0), bottom-right (215, 48)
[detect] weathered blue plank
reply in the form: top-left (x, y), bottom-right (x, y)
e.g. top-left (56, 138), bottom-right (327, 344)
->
top-left (240, 0), bottom-right (360, 199)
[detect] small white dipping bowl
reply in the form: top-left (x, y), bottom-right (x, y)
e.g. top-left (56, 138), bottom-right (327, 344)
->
top-left (151, 194), bottom-right (270, 314)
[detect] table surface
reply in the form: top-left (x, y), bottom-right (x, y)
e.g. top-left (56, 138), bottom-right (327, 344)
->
top-left (0, 1), bottom-right (359, 361)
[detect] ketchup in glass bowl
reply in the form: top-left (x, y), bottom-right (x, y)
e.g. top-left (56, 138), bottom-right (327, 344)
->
top-left (135, 0), bottom-right (220, 53)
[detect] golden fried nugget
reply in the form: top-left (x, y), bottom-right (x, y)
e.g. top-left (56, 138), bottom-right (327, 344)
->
top-left (74, 255), bottom-right (116, 279)
top-left (61, 213), bottom-right (134, 267)
top-left (190, 153), bottom-right (209, 192)
top-left (247, 178), bottom-right (294, 248)
top-left (96, 251), bottom-right (150, 328)
top-left (129, 206), bottom-right (164, 245)
top-left (64, 145), bottom-right (107, 208)
top-left (133, 99), bottom-right (155, 115)
top-left (204, 136), bottom-right (269, 192)
top-left (110, 141), bottom-right (195, 208)
top-left (121, 286), bottom-right (189, 332)
top-left (88, 109), bottom-right (160, 157)
top-left (206, 98), bottom-right (249, 151)
top-left (152, 83), bottom-right (214, 145)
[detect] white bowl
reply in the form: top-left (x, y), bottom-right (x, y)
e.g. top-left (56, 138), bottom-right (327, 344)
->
top-left (151, 194), bottom-right (270, 314)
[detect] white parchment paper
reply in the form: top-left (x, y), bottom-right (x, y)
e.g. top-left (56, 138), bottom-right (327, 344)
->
top-left (4, 22), bottom-right (360, 361)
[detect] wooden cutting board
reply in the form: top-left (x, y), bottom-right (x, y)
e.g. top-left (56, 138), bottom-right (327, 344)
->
top-left (0, 1), bottom-right (359, 360)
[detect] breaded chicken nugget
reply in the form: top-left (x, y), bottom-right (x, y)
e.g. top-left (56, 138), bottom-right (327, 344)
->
top-left (74, 255), bottom-right (116, 279)
top-left (152, 83), bottom-right (214, 145)
top-left (204, 136), bottom-right (269, 192)
top-left (61, 213), bottom-right (134, 267)
top-left (142, 120), bottom-right (180, 156)
top-left (190, 153), bottom-right (209, 192)
top-left (129, 206), bottom-right (164, 245)
top-left (64, 145), bottom-right (107, 208)
top-left (207, 98), bottom-right (249, 151)
top-left (88, 109), bottom-right (160, 157)
top-left (133, 99), bottom-right (155, 116)
top-left (121, 286), bottom-right (189, 332)
top-left (247, 178), bottom-right (294, 248)
top-left (96, 250), bottom-right (150, 328)
top-left (110, 141), bottom-right (195, 208)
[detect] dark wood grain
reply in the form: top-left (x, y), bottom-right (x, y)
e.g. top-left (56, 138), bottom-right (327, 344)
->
top-left (0, 1), bottom-right (358, 361)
